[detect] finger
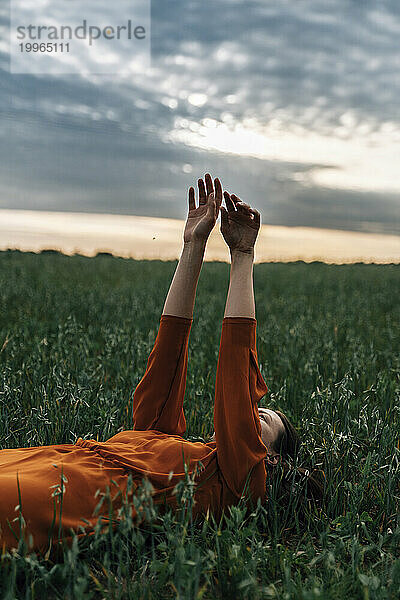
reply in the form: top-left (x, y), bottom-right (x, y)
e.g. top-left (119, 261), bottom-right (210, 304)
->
top-left (233, 196), bottom-right (252, 214)
top-left (205, 173), bottom-right (213, 198)
top-left (230, 193), bottom-right (241, 205)
top-left (223, 191), bottom-right (236, 212)
top-left (231, 195), bottom-right (251, 214)
top-left (250, 208), bottom-right (261, 226)
top-left (220, 205), bottom-right (228, 229)
top-left (214, 199), bottom-right (221, 221)
top-left (214, 178), bottom-right (222, 216)
top-left (214, 178), bottom-right (222, 205)
top-left (237, 203), bottom-right (252, 212)
top-left (198, 178), bottom-right (206, 204)
top-left (206, 192), bottom-right (216, 218)
top-left (188, 186), bottom-right (195, 211)
top-left (236, 202), bottom-right (252, 215)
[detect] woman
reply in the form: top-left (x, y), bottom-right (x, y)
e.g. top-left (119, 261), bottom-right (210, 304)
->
top-left (0, 174), bottom-right (316, 555)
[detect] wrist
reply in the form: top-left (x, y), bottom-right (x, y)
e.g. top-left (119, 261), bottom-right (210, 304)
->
top-left (181, 239), bottom-right (207, 263)
top-left (230, 247), bottom-right (255, 261)
top-left (183, 238), bottom-right (207, 252)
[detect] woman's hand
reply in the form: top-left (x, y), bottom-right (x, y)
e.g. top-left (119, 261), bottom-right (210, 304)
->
top-left (220, 192), bottom-right (261, 255)
top-left (184, 174), bottom-right (222, 244)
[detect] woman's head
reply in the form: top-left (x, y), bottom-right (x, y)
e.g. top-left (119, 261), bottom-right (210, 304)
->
top-left (260, 408), bottom-right (325, 506)
top-left (209, 407), bottom-right (324, 505)
top-left (258, 408), bottom-right (300, 466)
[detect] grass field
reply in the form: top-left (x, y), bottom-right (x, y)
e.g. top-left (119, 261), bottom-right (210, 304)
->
top-left (0, 249), bottom-right (399, 599)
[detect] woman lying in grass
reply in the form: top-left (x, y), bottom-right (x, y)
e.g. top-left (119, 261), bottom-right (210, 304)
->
top-left (0, 174), bottom-right (323, 554)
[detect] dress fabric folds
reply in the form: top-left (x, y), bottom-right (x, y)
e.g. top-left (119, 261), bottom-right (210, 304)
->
top-left (0, 315), bottom-right (268, 553)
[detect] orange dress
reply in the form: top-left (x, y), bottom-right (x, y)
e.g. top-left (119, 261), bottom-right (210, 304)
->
top-left (0, 316), bottom-right (268, 554)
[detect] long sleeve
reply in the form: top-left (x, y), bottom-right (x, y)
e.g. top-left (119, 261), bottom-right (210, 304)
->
top-left (132, 315), bottom-right (192, 436)
top-left (214, 317), bottom-right (268, 501)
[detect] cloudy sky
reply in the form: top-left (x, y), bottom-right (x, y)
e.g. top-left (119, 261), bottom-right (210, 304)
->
top-left (0, 0), bottom-right (399, 234)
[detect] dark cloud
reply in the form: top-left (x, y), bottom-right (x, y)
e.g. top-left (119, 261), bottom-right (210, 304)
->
top-left (0, 1), bottom-right (399, 234)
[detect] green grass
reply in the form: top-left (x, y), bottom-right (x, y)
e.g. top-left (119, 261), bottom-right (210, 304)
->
top-left (0, 249), bottom-right (399, 599)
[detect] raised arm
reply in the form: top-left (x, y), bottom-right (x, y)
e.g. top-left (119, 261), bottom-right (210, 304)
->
top-left (132, 175), bottom-right (222, 434)
top-left (221, 192), bottom-right (260, 318)
top-left (163, 174), bottom-right (222, 318)
top-left (213, 192), bottom-right (268, 502)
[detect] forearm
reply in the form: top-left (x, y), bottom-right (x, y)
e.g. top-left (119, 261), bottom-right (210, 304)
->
top-left (224, 249), bottom-right (255, 318)
top-left (162, 240), bottom-right (206, 319)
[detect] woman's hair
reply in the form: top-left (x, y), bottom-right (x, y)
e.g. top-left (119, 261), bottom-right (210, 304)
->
top-left (270, 410), bottom-right (325, 506)
top-left (273, 409), bottom-right (301, 458)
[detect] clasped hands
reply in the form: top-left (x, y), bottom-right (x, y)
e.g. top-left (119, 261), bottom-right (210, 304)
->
top-left (184, 173), bottom-right (261, 255)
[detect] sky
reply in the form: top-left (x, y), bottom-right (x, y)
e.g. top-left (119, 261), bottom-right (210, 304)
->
top-left (0, 0), bottom-right (399, 235)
